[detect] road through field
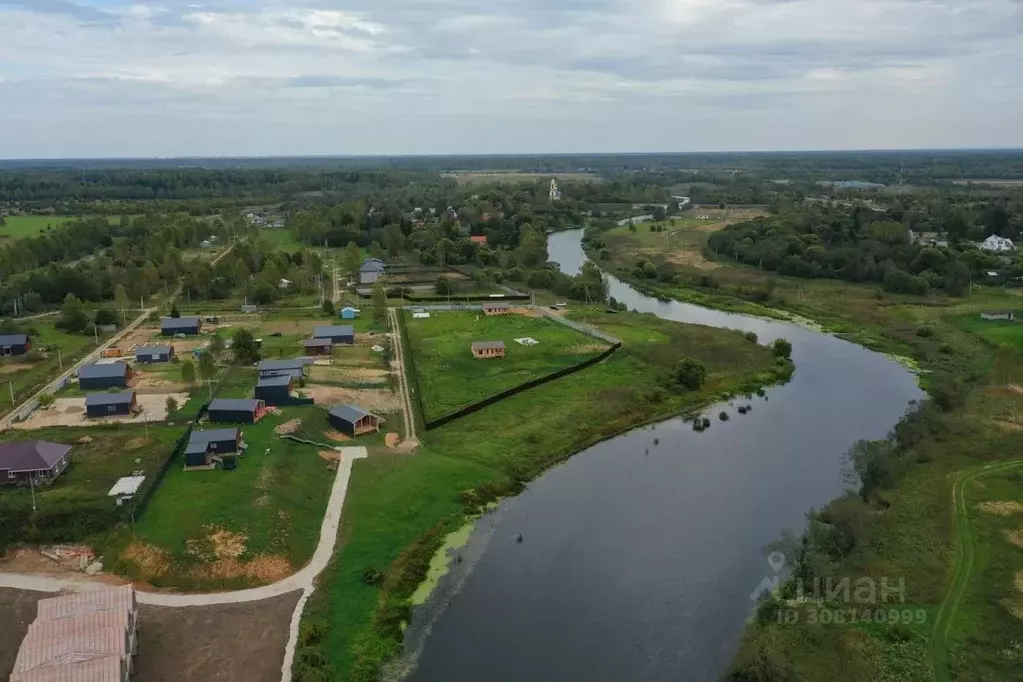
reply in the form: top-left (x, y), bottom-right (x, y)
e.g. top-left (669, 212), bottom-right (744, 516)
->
top-left (388, 306), bottom-right (418, 443)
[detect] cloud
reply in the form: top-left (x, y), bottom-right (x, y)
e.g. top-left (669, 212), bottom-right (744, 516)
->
top-left (0, 0), bottom-right (1021, 156)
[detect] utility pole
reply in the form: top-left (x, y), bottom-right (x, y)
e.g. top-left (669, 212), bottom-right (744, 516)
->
top-left (57, 348), bottom-right (62, 371)
top-left (9, 381), bottom-right (13, 406)
top-left (29, 474), bottom-right (37, 512)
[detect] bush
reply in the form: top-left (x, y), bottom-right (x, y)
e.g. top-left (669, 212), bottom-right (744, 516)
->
top-left (24, 349), bottom-right (45, 363)
top-left (771, 338), bottom-right (792, 360)
top-left (674, 357), bottom-right (707, 390)
top-left (165, 396), bottom-right (178, 414)
top-left (719, 411), bottom-right (730, 421)
top-left (916, 325), bottom-right (934, 338)
top-left (362, 567), bottom-right (383, 586)
top-left (38, 393), bottom-right (56, 407)
top-left (744, 331), bottom-right (758, 344)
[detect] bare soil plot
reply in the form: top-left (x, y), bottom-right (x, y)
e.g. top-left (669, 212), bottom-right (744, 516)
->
top-left (0, 362), bottom-right (33, 376)
top-left (304, 385), bottom-right (399, 413)
top-left (0, 588), bottom-right (41, 679)
top-left (135, 591), bottom-right (301, 682)
top-left (258, 319), bottom-right (322, 336)
top-left (308, 365), bottom-right (389, 384)
top-left (132, 370), bottom-right (191, 393)
top-left (13, 392), bottom-right (189, 429)
top-left (119, 325), bottom-right (163, 350)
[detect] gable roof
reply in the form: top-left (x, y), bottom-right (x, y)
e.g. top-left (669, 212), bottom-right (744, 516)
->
top-left (469, 235), bottom-right (487, 243)
top-left (483, 301), bottom-right (509, 309)
top-left (36, 585), bottom-right (136, 620)
top-left (341, 307), bottom-right (359, 313)
top-left (84, 392), bottom-right (134, 407)
top-left (258, 359), bottom-right (306, 371)
top-left (135, 345), bottom-right (171, 356)
top-left (329, 404), bottom-right (374, 424)
top-left (0, 441), bottom-right (71, 473)
top-left (189, 428), bottom-right (240, 444)
top-left (302, 338), bottom-right (333, 347)
top-left (77, 363), bottom-right (128, 380)
top-left (0, 333), bottom-right (29, 346)
top-left (360, 260), bottom-right (385, 272)
top-left (257, 375), bottom-right (292, 388)
top-left (161, 316), bottom-right (201, 330)
top-left (471, 341), bottom-right (505, 351)
top-left (208, 398), bottom-right (260, 413)
top-left (314, 325), bottom-right (354, 338)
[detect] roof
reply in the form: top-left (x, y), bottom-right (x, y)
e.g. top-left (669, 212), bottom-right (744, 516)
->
top-left (302, 338), bottom-right (333, 347)
top-left (135, 345), bottom-right (171, 356)
top-left (0, 441), bottom-right (71, 473)
top-left (9, 653), bottom-right (124, 682)
top-left (36, 586), bottom-right (136, 621)
top-left (189, 428), bottom-right (240, 444)
top-left (184, 440), bottom-right (209, 456)
top-left (360, 261), bottom-right (385, 272)
top-left (257, 375), bottom-right (292, 388)
top-left (983, 310), bottom-right (1014, 315)
top-left (0, 333), bottom-right (29, 345)
top-left (483, 301), bottom-right (509, 308)
top-left (471, 341), bottom-right (506, 351)
top-left (14, 624), bottom-right (127, 674)
top-left (341, 307), bottom-right (359, 313)
top-left (160, 316), bottom-right (201, 329)
top-left (208, 398), bottom-right (260, 413)
top-left (329, 404), bottom-right (374, 424)
top-left (77, 364), bottom-right (128, 380)
top-left (107, 476), bottom-right (145, 498)
top-left (84, 392), bottom-right (134, 408)
top-left (469, 235), bottom-right (487, 243)
top-left (314, 325), bottom-right (354, 338)
top-left (258, 359), bottom-right (306, 371)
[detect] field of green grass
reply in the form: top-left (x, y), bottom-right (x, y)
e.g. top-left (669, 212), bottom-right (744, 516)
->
top-left (951, 313), bottom-right (1023, 352)
top-left (404, 310), bottom-right (609, 420)
top-left (0, 323), bottom-right (99, 414)
top-left (0, 215), bottom-right (74, 240)
top-left (107, 405), bottom-right (334, 590)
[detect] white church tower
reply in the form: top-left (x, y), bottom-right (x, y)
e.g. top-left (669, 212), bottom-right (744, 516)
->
top-left (549, 178), bottom-right (562, 202)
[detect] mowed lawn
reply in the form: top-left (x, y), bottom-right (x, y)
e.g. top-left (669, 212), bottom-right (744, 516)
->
top-left (0, 323), bottom-right (98, 414)
top-left (119, 405), bottom-right (334, 590)
top-left (404, 310), bottom-right (609, 420)
top-left (0, 215), bottom-right (74, 240)
top-left (953, 313), bottom-right (1023, 352)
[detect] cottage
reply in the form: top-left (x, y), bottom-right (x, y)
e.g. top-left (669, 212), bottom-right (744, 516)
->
top-left (302, 338), bottom-right (333, 356)
top-left (255, 374), bottom-right (293, 406)
top-left (85, 392), bottom-right (138, 419)
top-left (134, 345), bottom-right (174, 364)
top-left (258, 358), bottom-right (307, 379)
top-left (0, 441), bottom-right (72, 486)
top-left (339, 307), bottom-right (359, 320)
top-left (328, 405), bottom-right (381, 437)
top-left (981, 310), bottom-right (1015, 321)
top-left (184, 428), bottom-right (241, 467)
top-left (207, 398), bottom-right (266, 424)
top-left (314, 325), bottom-right (355, 345)
top-left (482, 302), bottom-right (510, 316)
top-left (78, 363), bottom-right (131, 390)
top-left (471, 341), bottom-right (506, 359)
top-left (359, 258), bottom-right (385, 284)
top-left (0, 333), bottom-right (31, 356)
top-left (160, 317), bottom-right (202, 336)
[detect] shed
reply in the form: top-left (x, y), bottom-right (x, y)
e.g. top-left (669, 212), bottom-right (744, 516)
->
top-left (482, 302), bottom-right (510, 316)
top-left (255, 375), bottom-right (293, 406)
top-left (241, 304), bottom-right (258, 314)
top-left (471, 341), bottom-right (506, 359)
top-left (981, 310), bottom-right (1015, 321)
top-left (78, 363), bottom-right (131, 390)
top-left (302, 339), bottom-right (333, 356)
top-left (160, 317), bottom-right (201, 336)
top-left (134, 345), bottom-right (174, 364)
top-left (314, 325), bottom-right (355, 345)
top-left (258, 359), bottom-right (306, 379)
top-left (329, 404), bottom-right (381, 437)
top-left (85, 392), bottom-right (138, 419)
top-left (339, 307), bottom-right (359, 320)
top-left (0, 333), bottom-right (31, 356)
top-left (207, 398), bottom-right (265, 424)
top-left (107, 476), bottom-right (145, 506)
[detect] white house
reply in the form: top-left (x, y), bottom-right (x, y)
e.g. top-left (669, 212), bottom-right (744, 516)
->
top-left (981, 235), bottom-right (1015, 253)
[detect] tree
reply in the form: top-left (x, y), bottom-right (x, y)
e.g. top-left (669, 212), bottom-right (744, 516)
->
top-left (209, 333), bottom-right (225, 354)
top-left (371, 281), bottom-right (388, 323)
top-left (772, 338), bottom-right (792, 360)
top-left (342, 241), bottom-right (362, 277)
top-left (170, 303), bottom-right (181, 318)
top-left (945, 260), bottom-right (971, 297)
top-left (995, 343), bottom-right (1018, 388)
top-left (166, 396), bottom-right (179, 414)
top-left (57, 294), bottom-right (89, 333)
top-left (180, 359), bottom-right (196, 384)
top-left (322, 300), bottom-right (335, 317)
top-left (674, 357), bottom-right (707, 390)
top-left (382, 225), bottom-right (406, 257)
top-left (114, 283), bottom-right (130, 323)
top-left (198, 351), bottom-right (217, 381)
top-left (435, 276), bottom-right (454, 295)
top-left (843, 439), bottom-right (895, 501)
top-left (231, 327), bottom-right (261, 365)
top-left (94, 308), bottom-right (117, 326)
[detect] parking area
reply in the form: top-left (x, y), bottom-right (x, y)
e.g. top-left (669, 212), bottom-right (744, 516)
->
top-left (13, 392), bottom-right (190, 429)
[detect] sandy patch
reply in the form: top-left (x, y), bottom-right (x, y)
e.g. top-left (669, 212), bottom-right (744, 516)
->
top-left (308, 365), bottom-right (389, 383)
top-left (133, 371), bottom-right (190, 393)
top-left (977, 501), bottom-right (1023, 516)
top-left (257, 320), bottom-right (320, 336)
top-left (511, 306), bottom-right (540, 318)
top-left (126, 436), bottom-right (150, 448)
top-left (253, 494), bottom-right (270, 508)
top-left (663, 245), bottom-right (722, 270)
top-left (13, 392), bottom-right (188, 429)
top-left (304, 385), bottom-right (399, 412)
top-left (385, 432), bottom-right (400, 448)
top-left (274, 418), bottom-right (302, 435)
top-left (196, 555), bottom-right (293, 583)
top-left (326, 431), bottom-right (351, 443)
top-left (0, 363), bottom-right (33, 375)
top-left (1005, 529), bottom-right (1023, 549)
top-left (395, 439), bottom-right (420, 454)
top-left (318, 449), bottom-right (341, 462)
top-left (122, 542), bottom-right (171, 580)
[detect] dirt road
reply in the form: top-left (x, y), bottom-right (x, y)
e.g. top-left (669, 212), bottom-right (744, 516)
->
top-left (387, 307), bottom-right (417, 443)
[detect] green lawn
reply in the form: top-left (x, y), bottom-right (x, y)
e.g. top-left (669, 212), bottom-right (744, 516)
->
top-left (0, 215), bottom-right (74, 240)
top-left (404, 310), bottom-right (609, 420)
top-left (951, 313), bottom-right (1023, 352)
top-left (0, 323), bottom-right (99, 414)
top-left (108, 405), bottom-right (334, 590)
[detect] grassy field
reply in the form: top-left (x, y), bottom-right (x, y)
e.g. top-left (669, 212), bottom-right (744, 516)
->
top-left (295, 310), bottom-right (791, 682)
top-left (950, 314), bottom-right (1023, 352)
top-left (105, 405), bottom-right (334, 591)
top-left (403, 310), bottom-right (609, 420)
top-left (0, 215), bottom-right (74, 240)
top-left (0, 323), bottom-right (99, 415)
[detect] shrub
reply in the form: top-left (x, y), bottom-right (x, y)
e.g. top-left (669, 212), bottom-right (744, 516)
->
top-left (719, 411), bottom-right (730, 421)
top-left (674, 357), bottom-right (707, 390)
top-left (916, 325), bottom-right (934, 338)
top-left (744, 331), bottom-right (758, 344)
top-left (38, 393), bottom-right (56, 407)
top-left (771, 338), bottom-right (792, 360)
top-left (23, 349), bottom-right (44, 363)
top-left (165, 397), bottom-right (178, 414)
top-left (362, 567), bottom-right (383, 586)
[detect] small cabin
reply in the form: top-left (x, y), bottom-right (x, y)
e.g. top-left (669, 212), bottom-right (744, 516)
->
top-left (980, 310), bottom-right (1015, 321)
top-left (314, 325), bottom-right (355, 345)
top-left (302, 339), bottom-right (333, 356)
top-left (329, 404), bottom-right (381, 437)
top-left (85, 391), bottom-right (138, 418)
top-left (255, 375), bottom-right (293, 406)
top-left (184, 428), bottom-right (241, 467)
top-left (482, 302), bottom-right (510, 316)
top-left (339, 307), bottom-right (359, 320)
top-left (134, 345), bottom-right (174, 364)
top-left (161, 317), bottom-right (202, 336)
top-left (471, 341), bottom-right (506, 359)
top-left (258, 359), bottom-right (307, 379)
top-left (0, 334), bottom-right (30, 357)
top-left (78, 363), bottom-right (132, 390)
top-left (207, 398), bottom-right (266, 424)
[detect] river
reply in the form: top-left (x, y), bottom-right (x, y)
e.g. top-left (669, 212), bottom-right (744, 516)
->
top-left (401, 229), bottom-right (922, 682)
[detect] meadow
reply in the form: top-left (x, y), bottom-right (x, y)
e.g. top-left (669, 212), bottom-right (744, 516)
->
top-left (0, 215), bottom-right (74, 240)
top-left (0, 323), bottom-right (99, 415)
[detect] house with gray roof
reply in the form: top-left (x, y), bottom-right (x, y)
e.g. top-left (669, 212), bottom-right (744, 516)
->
top-left (328, 405), bottom-right (380, 437)
top-left (0, 441), bottom-right (72, 486)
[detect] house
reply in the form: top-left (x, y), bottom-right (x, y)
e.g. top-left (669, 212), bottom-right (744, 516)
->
top-left (470, 235), bottom-right (488, 244)
top-left (981, 235), bottom-right (1015, 253)
top-left (78, 363), bottom-right (131, 390)
top-left (258, 359), bottom-right (307, 379)
top-left (0, 441), bottom-right (72, 486)
top-left (134, 345), bottom-right (174, 364)
top-left (314, 325), bottom-right (355, 344)
top-left (328, 405), bottom-right (381, 437)
top-left (207, 398), bottom-right (266, 424)
top-left (255, 375), bottom-right (293, 406)
top-left (85, 392), bottom-right (138, 419)
top-left (339, 307), bottom-right (359, 320)
top-left (241, 304), bottom-right (258, 314)
top-left (160, 317), bottom-right (202, 336)
top-left (184, 428), bottom-right (241, 467)
top-left (482, 302), bottom-right (510, 316)
top-left (303, 338), bottom-right (333, 356)
top-left (0, 333), bottom-right (31, 356)
top-left (107, 475), bottom-right (145, 507)
top-left (359, 258), bottom-right (385, 284)
top-left (981, 310), bottom-right (1015, 321)
top-left (471, 341), bottom-right (506, 359)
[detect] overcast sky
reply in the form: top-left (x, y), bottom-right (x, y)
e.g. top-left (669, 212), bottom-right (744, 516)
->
top-left (1, 0), bottom-right (1021, 158)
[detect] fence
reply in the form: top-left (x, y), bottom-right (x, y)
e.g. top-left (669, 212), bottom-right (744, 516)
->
top-left (534, 308), bottom-right (622, 346)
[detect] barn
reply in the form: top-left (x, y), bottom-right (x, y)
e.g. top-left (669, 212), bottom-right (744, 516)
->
top-left (255, 375), bottom-right (293, 405)
top-left (78, 363), bottom-right (132, 390)
top-left (0, 334), bottom-right (31, 357)
top-left (258, 359), bottom-right (307, 379)
top-left (328, 404), bottom-right (381, 437)
top-left (184, 428), bottom-right (241, 467)
top-left (314, 325), bottom-right (355, 345)
top-left (302, 339), bottom-right (333, 356)
top-left (85, 392), bottom-right (138, 418)
top-left (207, 398), bottom-right (266, 424)
top-left (134, 345), bottom-right (174, 364)
top-left (161, 317), bottom-right (202, 336)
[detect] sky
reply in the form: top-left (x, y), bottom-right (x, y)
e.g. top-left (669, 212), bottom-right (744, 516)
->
top-left (0, 0), bottom-right (1022, 158)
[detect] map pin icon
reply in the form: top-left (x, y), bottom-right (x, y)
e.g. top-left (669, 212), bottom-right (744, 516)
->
top-left (767, 551), bottom-right (786, 573)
